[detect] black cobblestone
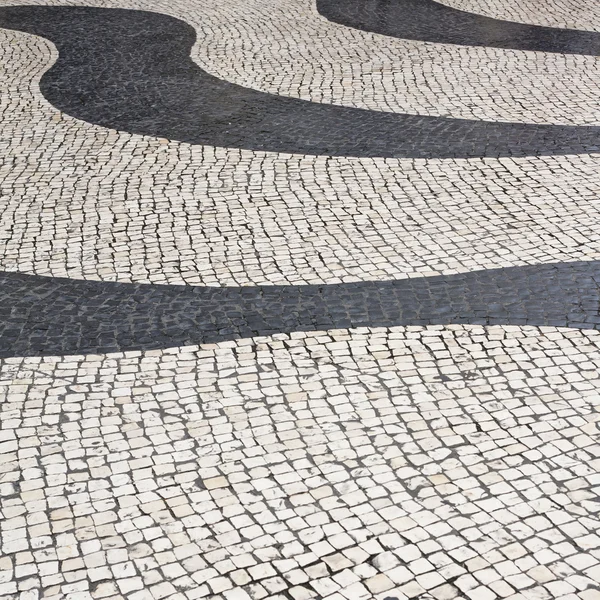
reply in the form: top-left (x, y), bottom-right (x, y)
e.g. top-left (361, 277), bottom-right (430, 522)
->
top-left (1, 6), bottom-right (600, 158)
top-left (1, 261), bottom-right (599, 357)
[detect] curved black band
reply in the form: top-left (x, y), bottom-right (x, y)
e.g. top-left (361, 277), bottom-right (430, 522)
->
top-left (2, 261), bottom-right (599, 358)
top-left (2, 6), bottom-right (600, 360)
top-left (317, 0), bottom-right (600, 56)
top-left (0, 5), bottom-right (599, 159)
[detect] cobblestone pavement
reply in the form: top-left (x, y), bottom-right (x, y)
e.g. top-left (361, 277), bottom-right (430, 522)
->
top-left (1, 0), bottom-right (599, 599)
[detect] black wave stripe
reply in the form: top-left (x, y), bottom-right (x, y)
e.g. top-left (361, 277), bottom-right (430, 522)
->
top-left (1, 262), bottom-right (599, 358)
top-left (317, 0), bottom-right (600, 55)
top-left (1, 5), bottom-right (600, 158)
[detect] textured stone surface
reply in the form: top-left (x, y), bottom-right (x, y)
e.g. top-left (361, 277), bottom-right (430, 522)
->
top-left (1, 6), bottom-right (600, 158)
top-left (0, 0), bottom-right (599, 598)
top-left (1, 327), bottom-right (600, 600)
top-left (1, 261), bottom-right (600, 358)
top-left (317, 0), bottom-right (600, 55)
top-left (441, 0), bottom-right (600, 32)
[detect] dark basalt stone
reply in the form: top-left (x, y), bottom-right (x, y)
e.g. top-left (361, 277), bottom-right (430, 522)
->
top-left (317, 0), bottom-right (600, 56)
top-left (2, 6), bottom-right (600, 360)
top-left (1, 261), bottom-right (599, 358)
top-left (0, 5), bottom-right (599, 158)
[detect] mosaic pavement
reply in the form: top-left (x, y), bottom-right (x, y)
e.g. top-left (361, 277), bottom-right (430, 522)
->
top-left (0, 0), bottom-right (600, 599)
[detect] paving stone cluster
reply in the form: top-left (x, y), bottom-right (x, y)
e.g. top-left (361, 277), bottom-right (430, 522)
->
top-left (5, 4), bottom-right (600, 159)
top-left (2, 327), bottom-right (600, 600)
top-left (441, 0), bottom-right (600, 32)
top-left (3, 261), bottom-right (600, 358)
top-left (316, 0), bottom-right (600, 56)
top-left (0, 0), bottom-right (599, 598)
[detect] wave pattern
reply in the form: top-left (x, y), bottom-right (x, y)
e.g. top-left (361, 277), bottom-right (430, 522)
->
top-left (2, 261), bottom-right (599, 357)
top-left (0, 5), bottom-right (599, 159)
top-left (2, 4), bottom-right (600, 600)
top-left (317, 0), bottom-right (600, 55)
top-left (0, 2), bottom-right (599, 359)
